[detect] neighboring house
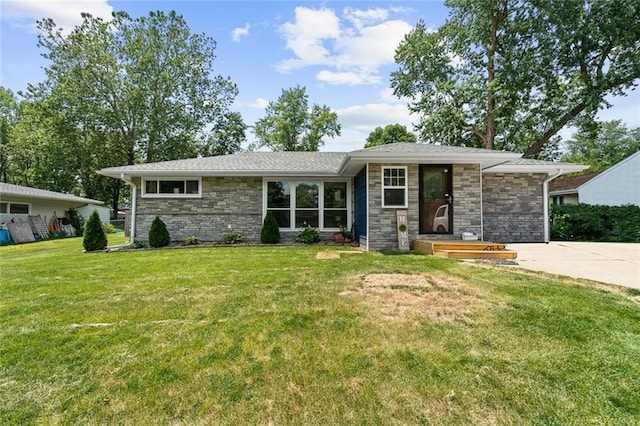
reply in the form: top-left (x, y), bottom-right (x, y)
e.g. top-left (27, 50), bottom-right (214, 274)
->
top-left (0, 182), bottom-right (108, 225)
top-left (99, 143), bottom-right (586, 251)
top-left (548, 172), bottom-right (601, 205)
top-left (549, 151), bottom-right (640, 206)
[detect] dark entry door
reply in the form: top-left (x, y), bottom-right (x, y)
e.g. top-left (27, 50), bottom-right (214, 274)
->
top-left (420, 165), bottom-right (453, 234)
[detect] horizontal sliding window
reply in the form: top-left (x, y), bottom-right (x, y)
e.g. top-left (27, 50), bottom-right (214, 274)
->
top-left (142, 178), bottom-right (201, 197)
top-left (264, 180), bottom-right (349, 230)
top-left (0, 202), bottom-right (30, 215)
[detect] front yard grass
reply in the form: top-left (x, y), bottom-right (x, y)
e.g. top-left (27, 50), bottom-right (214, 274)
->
top-left (1, 236), bottom-right (639, 424)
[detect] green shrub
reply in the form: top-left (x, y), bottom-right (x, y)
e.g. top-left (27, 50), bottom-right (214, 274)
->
top-left (83, 210), bottom-right (107, 252)
top-left (296, 227), bottom-right (320, 244)
top-left (65, 208), bottom-right (85, 235)
top-left (550, 204), bottom-right (640, 242)
top-left (103, 223), bottom-right (117, 234)
top-left (221, 232), bottom-right (244, 244)
top-left (130, 241), bottom-right (147, 249)
top-left (148, 216), bottom-right (170, 248)
top-left (261, 211), bottom-right (280, 244)
top-left (185, 236), bottom-right (201, 245)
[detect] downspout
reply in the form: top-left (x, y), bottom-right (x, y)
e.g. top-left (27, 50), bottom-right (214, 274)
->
top-left (365, 163), bottom-right (370, 252)
top-left (479, 165), bottom-right (484, 241)
top-left (543, 169), bottom-right (563, 243)
top-left (120, 173), bottom-right (137, 243)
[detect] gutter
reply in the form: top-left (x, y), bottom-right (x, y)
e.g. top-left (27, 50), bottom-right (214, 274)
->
top-left (120, 173), bottom-right (137, 243)
top-left (543, 169), bottom-right (563, 243)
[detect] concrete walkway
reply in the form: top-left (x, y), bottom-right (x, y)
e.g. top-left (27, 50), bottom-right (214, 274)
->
top-left (505, 242), bottom-right (640, 289)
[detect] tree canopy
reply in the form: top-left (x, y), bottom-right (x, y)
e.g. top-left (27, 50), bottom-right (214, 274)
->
top-left (2, 10), bottom-right (242, 215)
top-left (391, 0), bottom-right (640, 157)
top-left (252, 86), bottom-right (341, 152)
top-left (364, 124), bottom-right (417, 148)
top-left (562, 120), bottom-right (640, 172)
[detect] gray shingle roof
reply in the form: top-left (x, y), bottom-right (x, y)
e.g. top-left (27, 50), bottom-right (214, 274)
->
top-left (100, 152), bottom-right (348, 177)
top-left (98, 143), bottom-right (588, 178)
top-left (0, 183), bottom-right (103, 205)
top-left (352, 142), bottom-right (516, 155)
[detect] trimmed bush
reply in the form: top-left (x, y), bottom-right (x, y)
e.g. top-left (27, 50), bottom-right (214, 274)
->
top-left (551, 204), bottom-right (640, 242)
top-left (261, 211), bottom-right (280, 244)
top-left (83, 210), bottom-right (107, 252)
top-left (185, 236), bottom-right (201, 245)
top-left (296, 227), bottom-right (320, 244)
top-left (221, 232), bottom-right (244, 244)
top-left (148, 216), bottom-right (171, 248)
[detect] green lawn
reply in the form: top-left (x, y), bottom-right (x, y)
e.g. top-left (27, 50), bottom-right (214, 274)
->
top-left (1, 235), bottom-right (639, 425)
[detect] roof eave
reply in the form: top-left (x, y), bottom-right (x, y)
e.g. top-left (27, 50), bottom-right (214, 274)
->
top-left (484, 164), bottom-right (589, 175)
top-left (1, 192), bottom-right (103, 205)
top-left (100, 169), bottom-right (343, 179)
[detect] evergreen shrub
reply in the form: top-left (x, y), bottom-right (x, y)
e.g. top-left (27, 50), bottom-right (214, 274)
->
top-left (261, 211), bottom-right (280, 244)
top-left (83, 210), bottom-right (107, 252)
top-left (148, 216), bottom-right (171, 248)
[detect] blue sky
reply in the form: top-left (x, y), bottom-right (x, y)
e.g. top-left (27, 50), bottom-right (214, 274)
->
top-left (1, 0), bottom-right (638, 152)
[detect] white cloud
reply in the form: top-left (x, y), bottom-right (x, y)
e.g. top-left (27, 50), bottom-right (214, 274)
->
top-left (316, 70), bottom-right (380, 86)
top-left (277, 6), bottom-right (415, 86)
top-left (336, 103), bottom-right (416, 133)
top-left (325, 102), bottom-right (418, 152)
top-left (246, 97), bottom-right (270, 109)
top-left (231, 23), bottom-right (250, 42)
top-left (278, 7), bottom-right (340, 71)
top-left (343, 7), bottom-right (388, 29)
top-left (1, 0), bottom-right (113, 33)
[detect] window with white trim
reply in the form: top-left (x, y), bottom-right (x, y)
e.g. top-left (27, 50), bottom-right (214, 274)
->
top-left (382, 167), bottom-right (408, 208)
top-left (265, 180), bottom-right (349, 229)
top-left (142, 178), bottom-right (201, 197)
top-left (0, 202), bottom-right (30, 215)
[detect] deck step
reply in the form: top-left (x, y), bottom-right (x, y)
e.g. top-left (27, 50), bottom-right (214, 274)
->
top-left (433, 249), bottom-right (517, 260)
top-left (412, 239), bottom-right (517, 260)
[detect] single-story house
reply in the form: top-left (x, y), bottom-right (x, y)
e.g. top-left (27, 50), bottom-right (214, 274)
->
top-left (98, 143), bottom-right (586, 251)
top-left (549, 150), bottom-right (640, 206)
top-left (0, 182), bottom-right (108, 226)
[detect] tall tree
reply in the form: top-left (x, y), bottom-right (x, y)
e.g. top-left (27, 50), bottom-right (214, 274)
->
top-left (391, 0), bottom-right (640, 157)
top-left (365, 124), bottom-right (417, 148)
top-left (0, 88), bottom-right (19, 183)
top-left (36, 11), bottom-right (238, 165)
top-left (562, 120), bottom-right (640, 171)
top-left (201, 111), bottom-right (247, 156)
top-left (33, 10), bottom-right (239, 213)
top-left (252, 86), bottom-right (341, 151)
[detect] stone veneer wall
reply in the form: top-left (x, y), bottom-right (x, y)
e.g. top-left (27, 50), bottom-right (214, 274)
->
top-left (367, 164), bottom-right (419, 251)
top-left (367, 163), bottom-right (482, 251)
top-left (482, 173), bottom-right (546, 242)
top-left (451, 164), bottom-right (482, 238)
top-left (133, 177), bottom-right (263, 242)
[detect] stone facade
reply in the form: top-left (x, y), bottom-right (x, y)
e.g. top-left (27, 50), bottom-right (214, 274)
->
top-left (367, 164), bottom-right (419, 251)
top-left (482, 173), bottom-right (546, 242)
top-left (129, 168), bottom-right (546, 247)
top-left (366, 163), bottom-right (482, 251)
top-left (133, 177), bottom-right (263, 242)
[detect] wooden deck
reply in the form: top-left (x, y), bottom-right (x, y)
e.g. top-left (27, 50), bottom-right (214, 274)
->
top-left (411, 240), bottom-right (517, 260)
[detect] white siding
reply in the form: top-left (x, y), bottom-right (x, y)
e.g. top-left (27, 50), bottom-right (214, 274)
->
top-left (579, 152), bottom-right (640, 206)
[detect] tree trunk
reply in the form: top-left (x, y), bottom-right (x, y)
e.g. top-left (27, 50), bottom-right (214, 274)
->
top-left (485, 3), bottom-right (499, 150)
top-left (523, 102), bottom-right (587, 158)
top-left (111, 181), bottom-right (120, 220)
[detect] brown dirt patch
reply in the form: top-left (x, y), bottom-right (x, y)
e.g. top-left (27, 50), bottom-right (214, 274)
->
top-left (342, 273), bottom-right (492, 324)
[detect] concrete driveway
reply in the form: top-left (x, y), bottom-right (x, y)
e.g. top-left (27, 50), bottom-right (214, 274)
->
top-left (505, 242), bottom-right (640, 289)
